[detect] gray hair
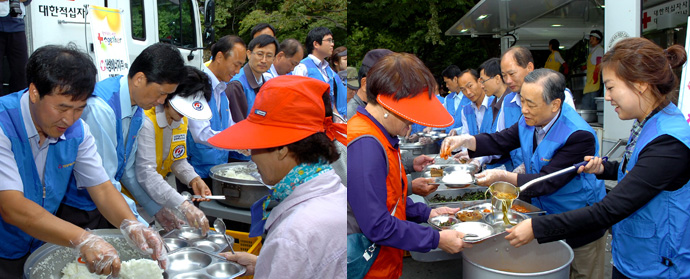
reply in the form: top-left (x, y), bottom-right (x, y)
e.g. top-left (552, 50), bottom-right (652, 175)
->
top-left (523, 68), bottom-right (565, 105)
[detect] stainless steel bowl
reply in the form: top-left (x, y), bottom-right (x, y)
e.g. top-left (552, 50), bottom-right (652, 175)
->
top-left (450, 222), bottom-right (494, 242)
top-left (428, 214), bottom-right (459, 230)
top-left (165, 238), bottom-right (189, 251)
top-left (483, 210), bottom-right (530, 229)
top-left (577, 109), bottom-right (598, 123)
top-left (190, 240), bottom-right (221, 253)
top-left (168, 250), bottom-right (213, 273)
top-left (206, 262), bottom-right (245, 278)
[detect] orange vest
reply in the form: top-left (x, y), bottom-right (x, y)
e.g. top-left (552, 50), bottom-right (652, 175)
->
top-left (348, 112), bottom-right (408, 279)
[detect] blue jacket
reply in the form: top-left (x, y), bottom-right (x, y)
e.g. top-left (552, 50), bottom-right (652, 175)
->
top-left (187, 90), bottom-right (230, 178)
top-left (518, 104), bottom-right (605, 215)
top-left (443, 92), bottom-right (471, 133)
top-left (301, 57), bottom-right (347, 116)
top-left (613, 103), bottom-right (690, 278)
top-left (0, 91), bottom-right (83, 258)
top-left (62, 76), bottom-right (150, 213)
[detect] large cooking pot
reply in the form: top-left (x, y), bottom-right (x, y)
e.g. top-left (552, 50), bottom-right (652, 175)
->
top-left (399, 142), bottom-right (440, 155)
top-left (463, 238), bottom-right (573, 278)
top-left (210, 162), bottom-right (278, 209)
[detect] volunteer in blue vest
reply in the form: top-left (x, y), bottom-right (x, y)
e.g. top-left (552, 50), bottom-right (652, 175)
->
top-left (476, 57), bottom-right (517, 171)
top-left (442, 69), bottom-right (607, 279)
top-left (292, 26), bottom-right (347, 117)
top-left (58, 43), bottom-right (186, 230)
top-left (134, 66), bottom-right (213, 234)
top-left (187, 35), bottom-right (247, 189)
top-left (492, 46), bottom-right (576, 171)
top-left (455, 68), bottom-right (495, 171)
top-left (0, 45), bottom-right (167, 278)
top-left (441, 65), bottom-right (471, 135)
top-left (346, 49), bottom-right (393, 120)
top-left (227, 34), bottom-right (279, 119)
top-left (263, 38), bottom-right (304, 80)
top-left (507, 37), bottom-right (690, 279)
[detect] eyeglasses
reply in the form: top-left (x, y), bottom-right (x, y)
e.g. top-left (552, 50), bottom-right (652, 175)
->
top-left (479, 76), bottom-right (493, 85)
top-left (323, 38), bottom-right (335, 44)
top-left (252, 52), bottom-right (274, 60)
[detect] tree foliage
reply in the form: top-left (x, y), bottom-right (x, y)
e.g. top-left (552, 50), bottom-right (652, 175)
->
top-left (204, 0), bottom-right (346, 49)
top-left (348, 0), bottom-right (500, 85)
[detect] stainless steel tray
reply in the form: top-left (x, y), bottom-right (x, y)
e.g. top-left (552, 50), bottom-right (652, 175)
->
top-left (166, 247), bottom-right (245, 279)
top-left (163, 227), bottom-right (234, 254)
top-left (427, 204), bottom-right (531, 244)
top-left (424, 187), bottom-right (490, 208)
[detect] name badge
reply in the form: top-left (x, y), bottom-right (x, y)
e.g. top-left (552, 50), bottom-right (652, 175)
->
top-left (173, 134), bottom-right (186, 142)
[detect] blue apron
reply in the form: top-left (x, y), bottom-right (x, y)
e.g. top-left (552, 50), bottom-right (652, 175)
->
top-left (187, 89), bottom-right (231, 178)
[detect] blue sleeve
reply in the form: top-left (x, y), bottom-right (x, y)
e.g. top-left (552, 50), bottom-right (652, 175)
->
top-left (405, 197), bottom-right (432, 223)
top-left (335, 75), bottom-right (347, 117)
top-left (348, 137), bottom-right (440, 252)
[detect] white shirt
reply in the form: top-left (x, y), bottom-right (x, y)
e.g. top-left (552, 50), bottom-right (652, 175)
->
top-left (255, 170), bottom-right (346, 279)
top-left (589, 44), bottom-right (604, 65)
top-left (188, 67), bottom-right (235, 147)
top-left (453, 92), bottom-right (464, 111)
top-left (292, 54), bottom-right (330, 82)
top-left (263, 64), bottom-right (278, 81)
top-left (0, 93), bottom-right (108, 192)
top-left (135, 105), bottom-right (199, 209)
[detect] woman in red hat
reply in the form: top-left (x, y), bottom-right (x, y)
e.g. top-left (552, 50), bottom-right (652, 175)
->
top-left (347, 52), bottom-right (472, 279)
top-left (209, 75), bottom-right (347, 278)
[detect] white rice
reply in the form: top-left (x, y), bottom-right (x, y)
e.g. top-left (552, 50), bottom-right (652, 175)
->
top-left (442, 172), bottom-right (473, 184)
top-left (218, 168), bottom-right (257, 181)
top-left (61, 259), bottom-right (163, 279)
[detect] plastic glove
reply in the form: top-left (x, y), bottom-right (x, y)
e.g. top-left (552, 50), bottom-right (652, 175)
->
top-left (453, 150), bottom-right (470, 164)
top-left (469, 159), bottom-right (482, 172)
top-left (512, 163), bottom-right (526, 174)
top-left (154, 207), bottom-right (184, 232)
top-left (221, 252), bottom-right (257, 276)
top-left (70, 231), bottom-right (121, 276)
top-left (440, 135), bottom-right (472, 157)
top-left (189, 177), bottom-right (212, 202)
top-left (411, 177), bottom-right (439, 197)
top-left (120, 219), bottom-right (168, 270)
top-left (177, 201), bottom-right (210, 237)
top-left (448, 129), bottom-right (458, 137)
top-left (475, 169), bottom-right (510, 186)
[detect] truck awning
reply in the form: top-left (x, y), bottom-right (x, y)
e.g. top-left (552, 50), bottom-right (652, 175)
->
top-left (445, 0), bottom-right (604, 50)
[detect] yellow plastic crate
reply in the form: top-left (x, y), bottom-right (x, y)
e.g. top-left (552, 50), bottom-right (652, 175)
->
top-left (210, 228), bottom-right (262, 279)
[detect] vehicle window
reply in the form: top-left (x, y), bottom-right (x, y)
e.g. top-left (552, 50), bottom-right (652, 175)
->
top-left (157, 0), bottom-right (197, 48)
top-left (130, 0), bottom-right (146, 40)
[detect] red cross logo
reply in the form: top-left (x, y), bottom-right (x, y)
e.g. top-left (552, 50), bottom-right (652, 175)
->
top-left (643, 12), bottom-right (652, 29)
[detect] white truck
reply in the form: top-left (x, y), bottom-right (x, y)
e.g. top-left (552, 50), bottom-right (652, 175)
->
top-left (24, 0), bottom-right (216, 70)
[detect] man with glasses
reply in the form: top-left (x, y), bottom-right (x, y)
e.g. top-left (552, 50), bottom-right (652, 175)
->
top-left (293, 27), bottom-right (346, 117)
top-left (227, 34), bottom-right (279, 120)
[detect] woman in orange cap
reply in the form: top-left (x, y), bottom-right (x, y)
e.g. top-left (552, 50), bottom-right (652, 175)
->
top-left (347, 52), bottom-right (472, 279)
top-left (209, 75), bottom-right (347, 278)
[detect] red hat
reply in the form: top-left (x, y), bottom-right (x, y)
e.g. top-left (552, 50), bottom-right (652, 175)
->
top-left (376, 90), bottom-right (454, 128)
top-left (208, 75), bottom-right (346, 149)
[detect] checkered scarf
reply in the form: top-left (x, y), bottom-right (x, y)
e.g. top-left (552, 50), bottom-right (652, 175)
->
top-left (623, 109), bottom-right (660, 162)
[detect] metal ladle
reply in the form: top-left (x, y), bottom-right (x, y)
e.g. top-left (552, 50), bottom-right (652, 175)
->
top-left (213, 219), bottom-right (235, 254)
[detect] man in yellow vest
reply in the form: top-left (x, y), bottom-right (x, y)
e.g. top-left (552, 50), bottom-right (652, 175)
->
top-left (544, 39), bottom-right (568, 75)
top-left (134, 66), bottom-right (213, 234)
top-left (582, 30), bottom-right (603, 110)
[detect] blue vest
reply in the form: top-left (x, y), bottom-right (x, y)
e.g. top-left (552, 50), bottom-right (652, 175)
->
top-left (62, 76), bottom-right (145, 211)
top-left (0, 91), bottom-right (83, 258)
top-left (301, 57), bottom-right (347, 117)
top-left (187, 91), bottom-right (231, 178)
top-left (502, 92), bottom-right (524, 170)
top-left (612, 103), bottom-right (690, 278)
top-left (462, 96), bottom-right (495, 136)
top-left (230, 66), bottom-right (260, 111)
top-left (517, 104), bottom-right (605, 215)
top-left (443, 92), bottom-right (471, 133)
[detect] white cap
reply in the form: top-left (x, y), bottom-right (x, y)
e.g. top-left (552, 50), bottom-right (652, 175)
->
top-left (169, 91), bottom-right (212, 121)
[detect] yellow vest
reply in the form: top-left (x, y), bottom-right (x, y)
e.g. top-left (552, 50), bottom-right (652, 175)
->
top-left (584, 45), bottom-right (602, 94)
top-left (544, 51), bottom-right (562, 72)
top-left (144, 107), bottom-right (189, 178)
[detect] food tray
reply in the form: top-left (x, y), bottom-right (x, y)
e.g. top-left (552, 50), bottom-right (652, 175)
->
top-left (424, 187), bottom-right (490, 208)
top-left (163, 227), bottom-right (233, 254)
top-left (166, 247), bottom-right (246, 279)
top-left (427, 204), bottom-right (531, 244)
top-left (464, 200), bottom-right (546, 218)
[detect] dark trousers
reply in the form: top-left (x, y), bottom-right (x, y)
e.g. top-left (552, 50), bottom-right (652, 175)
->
top-left (612, 266), bottom-right (630, 279)
top-left (0, 31), bottom-right (28, 96)
top-left (56, 203), bottom-right (115, 230)
top-left (0, 252), bottom-right (29, 279)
